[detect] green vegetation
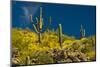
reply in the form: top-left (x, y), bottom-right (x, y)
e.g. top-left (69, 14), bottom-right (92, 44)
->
top-left (12, 28), bottom-right (96, 65)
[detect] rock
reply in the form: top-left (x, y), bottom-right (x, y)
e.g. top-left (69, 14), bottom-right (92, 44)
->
top-left (65, 58), bottom-right (73, 63)
top-left (32, 58), bottom-right (38, 63)
top-left (12, 58), bottom-right (20, 64)
top-left (72, 57), bottom-right (81, 62)
top-left (77, 52), bottom-right (88, 61)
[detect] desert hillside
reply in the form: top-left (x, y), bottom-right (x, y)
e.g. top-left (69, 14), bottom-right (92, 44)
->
top-left (12, 28), bottom-right (96, 65)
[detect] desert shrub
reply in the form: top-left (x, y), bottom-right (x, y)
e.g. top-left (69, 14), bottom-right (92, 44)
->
top-left (37, 51), bottom-right (54, 64)
top-left (12, 28), bottom-right (96, 65)
top-left (85, 51), bottom-right (96, 61)
top-left (70, 40), bottom-right (81, 51)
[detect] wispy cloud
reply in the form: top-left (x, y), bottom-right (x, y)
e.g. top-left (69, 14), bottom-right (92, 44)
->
top-left (21, 5), bottom-right (41, 23)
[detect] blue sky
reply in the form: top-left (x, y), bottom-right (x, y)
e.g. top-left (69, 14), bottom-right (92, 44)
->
top-left (12, 1), bottom-right (96, 39)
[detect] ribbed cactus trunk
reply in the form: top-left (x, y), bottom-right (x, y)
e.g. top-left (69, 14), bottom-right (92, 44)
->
top-left (38, 32), bottom-right (41, 43)
top-left (58, 24), bottom-right (62, 48)
top-left (38, 7), bottom-right (42, 43)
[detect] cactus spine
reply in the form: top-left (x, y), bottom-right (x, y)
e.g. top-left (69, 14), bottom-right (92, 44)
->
top-left (58, 24), bottom-right (62, 48)
top-left (80, 24), bottom-right (85, 39)
top-left (30, 7), bottom-right (43, 43)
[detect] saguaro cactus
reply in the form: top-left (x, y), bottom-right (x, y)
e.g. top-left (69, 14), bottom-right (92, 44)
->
top-left (30, 7), bottom-right (53, 43)
top-left (80, 24), bottom-right (85, 39)
top-left (46, 16), bottom-right (52, 32)
top-left (30, 7), bottom-right (43, 43)
top-left (58, 24), bottom-right (62, 48)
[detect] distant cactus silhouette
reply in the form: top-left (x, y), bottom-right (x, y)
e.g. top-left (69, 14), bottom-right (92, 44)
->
top-left (80, 24), bottom-right (85, 39)
top-left (49, 16), bottom-right (52, 25)
top-left (46, 16), bottom-right (52, 32)
top-left (58, 24), bottom-right (62, 48)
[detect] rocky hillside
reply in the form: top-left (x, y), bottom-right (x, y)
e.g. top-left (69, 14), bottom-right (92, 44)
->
top-left (12, 28), bottom-right (96, 65)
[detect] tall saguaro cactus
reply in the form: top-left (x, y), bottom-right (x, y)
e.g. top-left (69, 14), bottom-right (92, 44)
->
top-left (58, 24), bottom-right (62, 48)
top-left (30, 7), bottom-right (43, 43)
top-left (80, 24), bottom-right (86, 39)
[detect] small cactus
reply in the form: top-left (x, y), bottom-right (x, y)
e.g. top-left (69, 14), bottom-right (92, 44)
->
top-left (25, 56), bottom-right (30, 65)
top-left (80, 24), bottom-right (85, 39)
top-left (58, 24), bottom-right (62, 48)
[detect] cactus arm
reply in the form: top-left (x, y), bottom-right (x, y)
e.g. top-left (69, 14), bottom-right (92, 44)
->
top-left (39, 18), bottom-right (42, 30)
top-left (30, 14), bottom-right (33, 22)
top-left (36, 17), bottom-right (39, 23)
top-left (83, 29), bottom-right (85, 37)
top-left (35, 17), bottom-right (39, 30)
top-left (40, 7), bottom-right (42, 18)
top-left (39, 7), bottom-right (43, 30)
top-left (42, 18), bottom-right (44, 25)
top-left (33, 24), bottom-right (39, 33)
